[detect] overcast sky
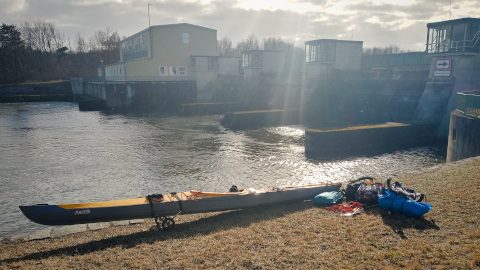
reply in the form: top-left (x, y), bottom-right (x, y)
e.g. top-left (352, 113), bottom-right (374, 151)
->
top-left (1, 0), bottom-right (479, 51)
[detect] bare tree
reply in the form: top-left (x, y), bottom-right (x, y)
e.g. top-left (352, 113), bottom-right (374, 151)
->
top-left (236, 34), bottom-right (260, 54)
top-left (88, 28), bottom-right (121, 64)
top-left (363, 45), bottom-right (404, 55)
top-left (20, 21), bottom-right (64, 53)
top-left (75, 33), bottom-right (87, 53)
top-left (217, 37), bottom-right (236, 56)
top-left (262, 37), bottom-right (294, 51)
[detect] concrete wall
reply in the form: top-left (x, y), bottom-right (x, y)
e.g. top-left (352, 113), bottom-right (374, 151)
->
top-left (262, 51), bottom-right (286, 74)
top-left (447, 110), bottom-right (480, 162)
top-left (218, 57), bottom-right (241, 76)
top-left (85, 81), bottom-right (196, 111)
top-left (70, 78), bottom-right (85, 96)
top-left (105, 63), bottom-right (126, 81)
top-left (362, 52), bottom-right (430, 80)
top-left (305, 123), bottom-right (436, 159)
top-left (415, 53), bottom-right (480, 138)
top-left (334, 42), bottom-right (363, 70)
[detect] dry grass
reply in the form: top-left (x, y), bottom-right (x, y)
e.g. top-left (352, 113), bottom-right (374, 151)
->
top-left (1, 159), bottom-right (480, 269)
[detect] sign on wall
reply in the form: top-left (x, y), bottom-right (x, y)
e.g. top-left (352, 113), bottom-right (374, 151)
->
top-left (433, 58), bottom-right (452, 77)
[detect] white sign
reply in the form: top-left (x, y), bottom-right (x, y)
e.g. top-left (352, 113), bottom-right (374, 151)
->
top-left (434, 70), bottom-right (451, 77)
top-left (435, 59), bottom-right (451, 70)
top-left (433, 58), bottom-right (452, 77)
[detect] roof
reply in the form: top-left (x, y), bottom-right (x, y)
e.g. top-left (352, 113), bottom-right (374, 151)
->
top-left (242, 49), bottom-right (284, 53)
top-left (150, 23), bottom-right (216, 32)
top-left (427, 17), bottom-right (480, 28)
top-left (305, 39), bottom-right (363, 45)
top-left (190, 55), bottom-right (240, 59)
top-left (122, 23), bottom-right (216, 41)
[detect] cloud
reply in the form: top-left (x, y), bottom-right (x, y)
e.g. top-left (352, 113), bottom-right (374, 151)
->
top-left (0, 0), bottom-right (479, 51)
top-left (0, 0), bottom-right (26, 13)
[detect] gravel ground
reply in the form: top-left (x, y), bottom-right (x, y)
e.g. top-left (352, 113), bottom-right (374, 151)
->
top-left (1, 157), bottom-right (479, 269)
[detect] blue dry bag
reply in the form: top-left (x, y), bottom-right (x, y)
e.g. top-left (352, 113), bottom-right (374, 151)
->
top-left (378, 189), bottom-right (432, 218)
top-left (313, 191), bottom-right (343, 206)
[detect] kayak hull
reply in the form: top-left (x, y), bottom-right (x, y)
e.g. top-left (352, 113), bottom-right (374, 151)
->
top-left (20, 183), bottom-right (340, 226)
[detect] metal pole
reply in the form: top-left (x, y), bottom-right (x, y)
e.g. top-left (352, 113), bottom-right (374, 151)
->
top-left (148, 3), bottom-right (151, 28)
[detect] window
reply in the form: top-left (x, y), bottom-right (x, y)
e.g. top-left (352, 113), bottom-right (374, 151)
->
top-left (170, 66), bottom-right (177, 76)
top-left (159, 65), bottom-right (167, 76)
top-left (178, 66), bottom-right (187, 76)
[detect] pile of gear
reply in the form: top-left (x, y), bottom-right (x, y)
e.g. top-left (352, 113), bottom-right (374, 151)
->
top-left (313, 176), bottom-right (432, 218)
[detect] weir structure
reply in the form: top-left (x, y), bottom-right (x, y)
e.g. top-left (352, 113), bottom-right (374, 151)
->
top-left (304, 18), bottom-right (480, 158)
top-left (415, 18), bottom-right (480, 138)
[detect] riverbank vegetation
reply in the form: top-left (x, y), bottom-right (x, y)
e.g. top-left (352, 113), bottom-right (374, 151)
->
top-left (1, 157), bottom-right (479, 269)
top-left (0, 22), bottom-right (120, 84)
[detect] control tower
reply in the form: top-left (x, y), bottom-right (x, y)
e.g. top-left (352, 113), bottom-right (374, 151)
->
top-left (415, 17), bottom-right (480, 138)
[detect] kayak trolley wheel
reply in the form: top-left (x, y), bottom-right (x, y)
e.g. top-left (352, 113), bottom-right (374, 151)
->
top-left (161, 217), bottom-right (175, 231)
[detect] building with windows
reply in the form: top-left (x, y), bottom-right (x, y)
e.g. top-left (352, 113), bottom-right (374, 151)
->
top-left (304, 39), bottom-right (363, 83)
top-left (83, 23), bottom-right (220, 110)
top-left (105, 23), bottom-right (218, 81)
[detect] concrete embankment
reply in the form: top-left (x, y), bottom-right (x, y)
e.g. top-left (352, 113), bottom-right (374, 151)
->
top-left (0, 81), bottom-right (73, 103)
top-left (447, 110), bottom-right (480, 162)
top-left (180, 102), bottom-right (242, 116)
top-left (305, 122), bottom-right (437, 159)
top-left (1, 156), bottom-right (479, 269)
top-left (221, 109), bottom-right (300, 130)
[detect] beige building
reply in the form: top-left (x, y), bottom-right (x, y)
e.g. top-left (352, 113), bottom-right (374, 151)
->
top-left (105, 23), bottom-right (218, 82)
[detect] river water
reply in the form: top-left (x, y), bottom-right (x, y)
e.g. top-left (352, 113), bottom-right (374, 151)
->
top-left (0, 102), bottom-right (444, 236)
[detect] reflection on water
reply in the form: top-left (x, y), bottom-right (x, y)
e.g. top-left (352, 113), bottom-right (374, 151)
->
top-left (0, 102), bottom-right (444, 236)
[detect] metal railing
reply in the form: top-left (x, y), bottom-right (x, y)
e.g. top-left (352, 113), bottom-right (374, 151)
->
top-left (428, 30), bottom-right (480, 53)
top-left (450, 31), bottom-right (480, 52)
top-left (457, 90), bottom-right (480, 118)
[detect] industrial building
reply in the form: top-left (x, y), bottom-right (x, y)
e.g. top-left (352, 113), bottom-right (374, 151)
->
top-left (105, 23), bottom-right (217, 81)
top-left (82, 23), bottom-right (235, 110)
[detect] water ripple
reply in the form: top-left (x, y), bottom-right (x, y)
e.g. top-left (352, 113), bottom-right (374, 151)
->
top-left (0, 102), bottom-right (443, 236)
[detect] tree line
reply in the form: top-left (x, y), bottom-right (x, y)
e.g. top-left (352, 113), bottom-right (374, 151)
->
top-left (217, 35), bottom-right (296, 56)
top-left (0, 22), bottom-right (121, 84)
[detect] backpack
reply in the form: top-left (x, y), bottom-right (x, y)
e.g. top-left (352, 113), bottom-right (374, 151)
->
top-left (386, 178), bottom-right (425, 202)
top-left (344, 176), bottom-right (373, 201)
top-left (355, 182), bottom-right (384, 205)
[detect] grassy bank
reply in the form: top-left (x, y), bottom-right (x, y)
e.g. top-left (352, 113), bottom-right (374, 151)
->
top-left (1, 158), bottom-right (479, 269)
